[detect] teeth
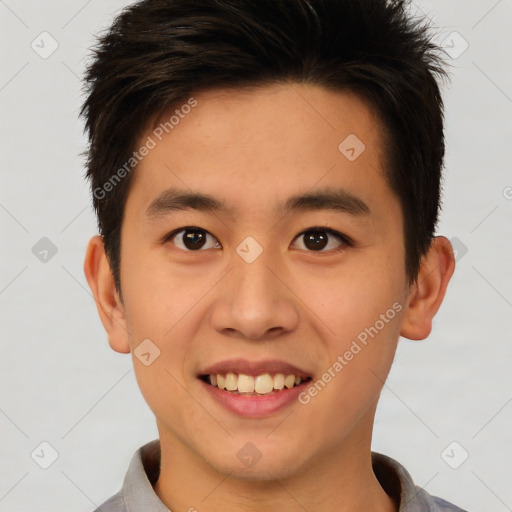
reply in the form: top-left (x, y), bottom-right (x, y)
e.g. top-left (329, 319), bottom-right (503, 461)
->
top-left (237, 374), bottom-right (255, 393)
top-left (225, 372), bottom-right (238, 391)
top-left (284, 374), bottom-right (295, 389)
top-left (273, 373), bottom-right (285, 390)
top-left (255, 374), bottom-right (274, 394)
top-left (205, 372), bottom-right (306, 395)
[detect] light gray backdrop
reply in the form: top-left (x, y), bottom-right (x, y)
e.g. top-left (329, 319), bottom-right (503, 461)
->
top-left (1, 1), bottom-right (511, 511)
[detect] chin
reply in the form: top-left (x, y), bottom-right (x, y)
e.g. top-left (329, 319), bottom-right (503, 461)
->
top-left (202, 441), bottom-right (309, 482)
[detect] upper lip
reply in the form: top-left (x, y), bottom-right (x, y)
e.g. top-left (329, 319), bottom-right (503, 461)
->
top-left (199, 358), bottom-right (312, 379)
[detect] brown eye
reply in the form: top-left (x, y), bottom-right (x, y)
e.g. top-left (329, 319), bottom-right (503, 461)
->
top-left (303, 231), bottom-right (329, 250)
top-left (292, 228), bottom-right (349, 252)
top-left (168, 228), bottom-right (221, 251)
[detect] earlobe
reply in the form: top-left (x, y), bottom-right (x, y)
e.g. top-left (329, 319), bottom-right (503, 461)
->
top-left (399, 236), bottom-right (455, 341)
top-left (84, 235), bottom-right (131, 354)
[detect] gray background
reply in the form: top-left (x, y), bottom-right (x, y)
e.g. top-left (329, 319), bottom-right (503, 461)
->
top-left (1, 1), bottom-right (511, 510)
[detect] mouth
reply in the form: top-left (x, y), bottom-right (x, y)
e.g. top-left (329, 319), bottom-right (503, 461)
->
top-left (199, 372), bottom-right (312, 396)
top-left (196, 359), bottom-right (313, 417)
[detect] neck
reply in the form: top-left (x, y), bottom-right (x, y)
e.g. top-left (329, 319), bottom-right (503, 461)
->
top-left (153, 413), bottom-right (397, 512)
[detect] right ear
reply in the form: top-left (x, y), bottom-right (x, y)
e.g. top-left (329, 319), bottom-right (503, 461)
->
top-left (84, 235), bottom-right (131, 354)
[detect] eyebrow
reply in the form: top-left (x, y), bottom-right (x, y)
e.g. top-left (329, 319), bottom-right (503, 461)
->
top-left (146, 186), bottom-right (371, 218)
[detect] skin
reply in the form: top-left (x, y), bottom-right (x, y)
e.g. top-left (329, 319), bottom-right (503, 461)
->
top-left (85, 83), bottom-right (455, 512)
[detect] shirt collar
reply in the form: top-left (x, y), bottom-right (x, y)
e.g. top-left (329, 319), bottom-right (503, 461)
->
top-left (371, 451), bottom-right (441, 511)
top-left (122, 440), bottom-right (169, 512)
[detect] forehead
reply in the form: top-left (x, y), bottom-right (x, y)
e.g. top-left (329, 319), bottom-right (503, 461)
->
top-left (126, 83), bottom-right (394, 220)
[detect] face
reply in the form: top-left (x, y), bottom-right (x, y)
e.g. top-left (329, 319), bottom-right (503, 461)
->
top-left (115, 83), bottom-right (412, 478)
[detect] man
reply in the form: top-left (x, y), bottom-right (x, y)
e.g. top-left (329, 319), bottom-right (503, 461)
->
top-left (82, 0), bottom-right (464, 510)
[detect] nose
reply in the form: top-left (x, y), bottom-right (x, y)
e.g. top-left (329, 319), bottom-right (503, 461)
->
top-left (209, 248), bottom-right (300, 341)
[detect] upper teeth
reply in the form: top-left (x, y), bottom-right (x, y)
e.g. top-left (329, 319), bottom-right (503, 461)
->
top-left (208, 373), bottom-right (304, 395)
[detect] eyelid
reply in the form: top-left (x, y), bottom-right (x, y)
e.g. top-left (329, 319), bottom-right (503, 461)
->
top-left (294, 226), bottom-right (353, 246)
top-left (291, 226), bottom-right (353, 252)
top-left (162, 225), bottom-right (208, 243)
top-left (162, 226), bottom-right (221, 249)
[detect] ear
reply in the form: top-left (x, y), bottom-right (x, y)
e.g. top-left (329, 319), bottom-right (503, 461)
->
top-left (84, 235), bottom-right (131, 353)
top-left (400, 236), bottom-right (455, 340)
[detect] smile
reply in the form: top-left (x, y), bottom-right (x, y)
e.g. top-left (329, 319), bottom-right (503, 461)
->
top-left (197, 359), bottom-right (314, 417)
top-left (200, 372), bottom-right (312, 395)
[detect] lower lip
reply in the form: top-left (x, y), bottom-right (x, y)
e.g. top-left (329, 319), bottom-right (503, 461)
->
top-left (199, 378), bottom-right (309, 418)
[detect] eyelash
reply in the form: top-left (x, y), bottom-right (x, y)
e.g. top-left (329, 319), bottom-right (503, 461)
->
top-left (163, 225), bottom-right (353, 253)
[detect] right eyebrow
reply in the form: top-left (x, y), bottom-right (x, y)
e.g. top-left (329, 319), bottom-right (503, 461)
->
top-left (146, 188), bottom-right (234, 218)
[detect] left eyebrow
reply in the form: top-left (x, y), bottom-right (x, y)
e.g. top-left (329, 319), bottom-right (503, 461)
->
top-left (145, 186), bottom-right (371, 219)
top-left (281, 188), bottom-right (371, 216)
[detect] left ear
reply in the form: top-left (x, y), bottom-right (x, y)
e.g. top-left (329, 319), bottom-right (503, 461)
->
top-left (400, 236), bottom-right (455, 340)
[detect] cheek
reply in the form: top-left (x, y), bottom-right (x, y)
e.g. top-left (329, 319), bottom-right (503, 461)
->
top-left (121, 244), bottom-right (205, 339)
top-left (298, 304), bottom-right (402, 445)
top-left (306, 260), bottom-right (404, 339)
top-left (305, 261), bottom-right (404, 396)
top-left (131, 354), bottom-right (202, 442)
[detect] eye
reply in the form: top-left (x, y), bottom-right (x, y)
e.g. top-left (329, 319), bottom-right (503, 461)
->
top-left (164, 226), bottom-right (351, 253)
top-left (165, 227), bottom-right (221, 251)
top-left (291, 227), bottom-right (351, 252)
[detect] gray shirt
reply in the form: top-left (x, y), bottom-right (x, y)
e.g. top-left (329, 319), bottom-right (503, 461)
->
top-left (93, 440), bottom-right (468, 512)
